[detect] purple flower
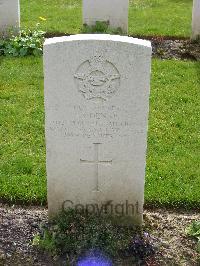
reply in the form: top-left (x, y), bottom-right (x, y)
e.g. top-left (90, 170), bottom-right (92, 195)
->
top-left (78, 256), bottom-right (112, 266)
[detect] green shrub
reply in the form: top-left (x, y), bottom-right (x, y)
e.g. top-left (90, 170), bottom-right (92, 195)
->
top-left (186, 221), bottom-right (200, 253)
top-left (34, 209), bottom-right (155, 263)
top-left (82, 21), bottom-right (124, 35)
top-left (0, 27), bottom-right (45, 57)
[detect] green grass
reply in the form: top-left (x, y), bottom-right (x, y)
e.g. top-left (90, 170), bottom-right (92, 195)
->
top-left (129, 0), bottom-right (192, 37)
top-left (0, 56), bottom-right (46, 204)
top-left (0, 57), bottom-right (199, 208)
top-left (146, 60), bottom-right (200, 208)
top-left (20, 0), bottom-right (193, 37)
top-left (21, 0), bottom-right (82, 34)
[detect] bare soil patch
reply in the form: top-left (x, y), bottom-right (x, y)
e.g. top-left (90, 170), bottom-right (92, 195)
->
top-left (149, 37), bottom-right (200, 61)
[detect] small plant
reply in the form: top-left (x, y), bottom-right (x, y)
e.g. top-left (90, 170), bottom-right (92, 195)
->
top-left (156, 48), bottom-right (165, 56)
top-left (33, 209), bottom-right (155, 263)
top-left (186, 221), bottom-right (200, 253)
top-left (82, 21), bottom-right (124, 35)
top-left (0, 26), bottom-right (45, 57)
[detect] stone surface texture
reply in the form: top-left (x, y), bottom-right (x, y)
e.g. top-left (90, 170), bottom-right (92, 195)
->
top-left (0, 0), bottom-right (20, 37)
top-left (192, 0), bottom-right (200, 39)
top-left (44, 34), bottom-right (152, 225)
top-left (83, 0), bottom-right (129, 33)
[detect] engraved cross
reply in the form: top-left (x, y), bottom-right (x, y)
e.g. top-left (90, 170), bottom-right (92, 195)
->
top-left (80, 143), bottom-right (112, 191)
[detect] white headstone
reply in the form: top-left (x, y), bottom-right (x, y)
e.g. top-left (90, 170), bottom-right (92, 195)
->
top-left (0, 0), bottom-right (20, 37)
top-left (44, 34), bottom-right (152, 225)
top-left (83, 0), bottom-right (129, 33)
top-left (192, 0), bottom-right (200, 39)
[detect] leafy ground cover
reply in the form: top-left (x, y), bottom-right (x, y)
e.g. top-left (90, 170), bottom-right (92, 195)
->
top-left (0, 205), bottom-right (199, 265)
top-left (33, 209), bottom-right (154, 263)
top-left (0, 28), bottom-right (45, 57)
top-left (0, 57), bottom-right (199, 208)
top-left (20, 0), bottom-right (193, 37)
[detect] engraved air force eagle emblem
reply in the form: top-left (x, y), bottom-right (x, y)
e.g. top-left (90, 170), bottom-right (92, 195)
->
top-left (74, 55), bottom-right (120, 101)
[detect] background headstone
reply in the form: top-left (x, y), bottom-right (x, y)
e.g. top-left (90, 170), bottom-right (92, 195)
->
top-left (83, 0), bottom-right (129, 33)
top-left (0, 0), bottom-right (20, 37)
top-left (192, 0), bottom-right (200, 39)
top-left (44, 34), bottom-right (152, 225)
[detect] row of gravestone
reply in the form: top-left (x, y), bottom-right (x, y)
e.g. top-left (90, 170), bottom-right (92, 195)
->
top-left (0, 0), bottom-right (200, 39)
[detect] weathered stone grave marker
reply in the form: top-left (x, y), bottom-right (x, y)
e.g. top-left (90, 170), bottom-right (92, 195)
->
top-left (0, 0), bottom-right (20, 37)
top-left (83, 0), bottom-right (129, 33)
top-left (44, 34), bottom-right (152, 225)
top-left (192, 0), bottom-right (200, 40)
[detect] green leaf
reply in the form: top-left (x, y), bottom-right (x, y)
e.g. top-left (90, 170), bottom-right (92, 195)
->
top-left (0, 26), bottom-right (45, 57)
top-left (186, 221), bottom-right (200, 237)
top-left (19, 47), bottom-right (28, 56)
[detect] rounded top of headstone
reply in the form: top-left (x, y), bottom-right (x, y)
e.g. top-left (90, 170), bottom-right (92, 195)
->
top-left (44, 34), bottom-right (152, 50)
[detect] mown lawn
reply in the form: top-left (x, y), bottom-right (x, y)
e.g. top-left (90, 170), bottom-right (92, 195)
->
top-left (0, 57), bottom-right (199, 208)
top-left (20, 0), bottom-right (193, 37)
